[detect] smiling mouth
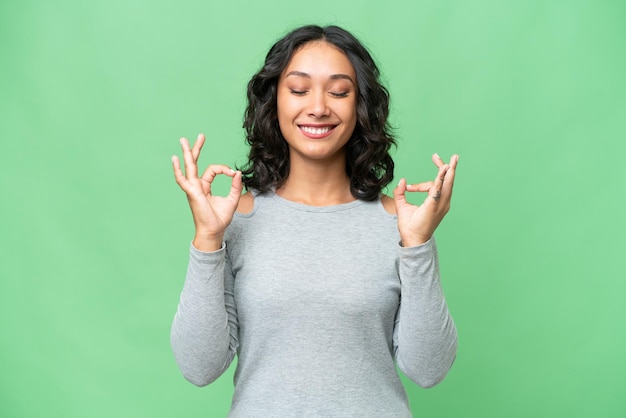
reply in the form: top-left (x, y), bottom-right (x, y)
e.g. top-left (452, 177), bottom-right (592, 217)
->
top-left (299, 125), bottom-right (336, 138)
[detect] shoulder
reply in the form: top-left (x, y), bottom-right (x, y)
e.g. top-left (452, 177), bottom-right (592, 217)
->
top-left (380, 194), bottom-right (396, 215)
top-left (236, 191), bottom-right (255, 214)
top-left (227, 192), bottom-right (255, 242)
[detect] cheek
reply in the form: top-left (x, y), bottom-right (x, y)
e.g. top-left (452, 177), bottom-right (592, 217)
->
top-left (346, 100), bottom-right (358, 127)
top-left (276, 105), bottom-right (289, 132)
top-left (276, 94), bottom-right (296, 121)
top-left (276, 101), bottom-right (293, 139)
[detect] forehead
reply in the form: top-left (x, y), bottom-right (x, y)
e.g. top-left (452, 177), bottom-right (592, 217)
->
top-left (282, 41), bottom-right (356, 79)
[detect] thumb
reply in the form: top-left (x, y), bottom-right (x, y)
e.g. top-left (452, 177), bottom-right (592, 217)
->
top-left (227, 171), bottom-right (244, 203)
top-left (393, 178), bottom-right (408, 207)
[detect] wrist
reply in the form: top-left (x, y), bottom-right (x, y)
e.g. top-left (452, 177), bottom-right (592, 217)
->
top-left (192, 233), bottom-right (224, 252)
top-left (400, 235), bottom-right (430, 248)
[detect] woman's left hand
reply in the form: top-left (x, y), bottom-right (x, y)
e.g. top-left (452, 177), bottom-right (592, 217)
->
top-left (393, 154), bottom-right (459, 247)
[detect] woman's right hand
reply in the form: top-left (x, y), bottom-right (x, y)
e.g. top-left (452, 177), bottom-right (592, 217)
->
top-left (172, 133), bottom-right (243, 252)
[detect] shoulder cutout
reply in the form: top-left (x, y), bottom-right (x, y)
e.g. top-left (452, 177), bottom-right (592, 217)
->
top-left (236, 191), bottom-right (255, 214)
top-left (381, 194), bottom-right (397, 215)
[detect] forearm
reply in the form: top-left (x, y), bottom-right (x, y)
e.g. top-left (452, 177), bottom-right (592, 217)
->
top-left (394, 238), bottom-right (458, 388)
top-left (170, 243), bottom-right (237, 386)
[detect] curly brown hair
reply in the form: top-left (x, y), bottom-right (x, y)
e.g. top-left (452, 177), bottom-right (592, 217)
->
top-left (240, 25), bottom-right (395, 201)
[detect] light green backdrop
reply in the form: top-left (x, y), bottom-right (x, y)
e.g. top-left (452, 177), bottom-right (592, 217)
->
top-left (1, 0), bottom-right (625, 417)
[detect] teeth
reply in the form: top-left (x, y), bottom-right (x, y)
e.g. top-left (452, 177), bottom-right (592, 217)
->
top-left (301, 126), bottom-right (332, 135)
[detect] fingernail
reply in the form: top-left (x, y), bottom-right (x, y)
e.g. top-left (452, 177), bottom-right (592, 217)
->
top-left (434, 153), bottom-right (441, 159)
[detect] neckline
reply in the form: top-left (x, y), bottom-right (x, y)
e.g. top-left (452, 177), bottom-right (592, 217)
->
top-left (269, 191), bottom-right (365, 213)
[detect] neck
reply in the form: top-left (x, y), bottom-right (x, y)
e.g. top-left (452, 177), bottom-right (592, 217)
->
top-left (276, 154), bottom-right (354, 206)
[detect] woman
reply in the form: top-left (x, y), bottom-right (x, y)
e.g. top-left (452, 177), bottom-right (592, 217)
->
top-left (171, 25), bottom-right (458, 417)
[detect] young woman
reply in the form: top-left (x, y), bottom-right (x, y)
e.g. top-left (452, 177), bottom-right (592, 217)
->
top-left (171, 25), bottom-right (458, 417)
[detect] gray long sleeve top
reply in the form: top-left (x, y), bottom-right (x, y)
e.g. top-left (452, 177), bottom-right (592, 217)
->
top-left (171, 191), bottom-right (457, 417)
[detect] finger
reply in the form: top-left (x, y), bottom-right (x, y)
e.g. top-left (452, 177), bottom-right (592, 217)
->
top-left (393, 178), bottom-right (409, 206)
top-left (441, 154), bottom-right (459, 199)
top-left (432, 153), bottom-right (445, 168)
top-left (405, 181), bottom-right (434, 193)
top-left (180, 137), bottom-right (198, 179)
top-left (200, 164), bottom-right (238, 183)
top-left (199, 164), bottom-right (238, 195)
top-left (171, 155), bottom-right (187, 186)
top-left (191, 133), bottom-right (205, 161)
top-left (429, 164), bottom-right (449, 202)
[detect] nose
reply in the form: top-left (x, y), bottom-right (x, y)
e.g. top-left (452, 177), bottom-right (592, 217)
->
top-left (306, 91), bottom-right (330, 118)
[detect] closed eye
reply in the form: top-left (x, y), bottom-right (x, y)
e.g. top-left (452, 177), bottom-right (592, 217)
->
top-left (289, 89), bottom-right (307, 96)
top-left (330, 91), bottom-right (349, 98)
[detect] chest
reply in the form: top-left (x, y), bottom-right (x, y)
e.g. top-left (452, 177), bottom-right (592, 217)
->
top-left (227, 213), bottom-right (401, 325)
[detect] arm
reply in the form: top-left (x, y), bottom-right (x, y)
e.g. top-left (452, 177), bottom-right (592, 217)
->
top-left (170, 244), bottom-right (239, 386)
top-left (392, 153), bottom-right (459, 387)
top-left (169, 133), bottom-right (243, 385)
top-left (393, 238), bottom-right (457, 388)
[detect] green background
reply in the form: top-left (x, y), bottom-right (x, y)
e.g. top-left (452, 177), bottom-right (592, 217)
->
top-left (2, 0), bottom-right (625, 417)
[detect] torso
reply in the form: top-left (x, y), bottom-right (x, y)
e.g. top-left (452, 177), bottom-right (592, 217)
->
top-left (224, 191), bottom-right (411, 417)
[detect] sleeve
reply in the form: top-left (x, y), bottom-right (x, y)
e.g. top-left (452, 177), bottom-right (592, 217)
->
top-left (170, 243), bottom-right (239, 386)
top-left (393, 237), bottom-right (458, 388)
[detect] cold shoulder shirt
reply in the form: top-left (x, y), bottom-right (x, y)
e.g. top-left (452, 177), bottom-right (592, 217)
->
top-left (171, 191), bottom-right (457, 417)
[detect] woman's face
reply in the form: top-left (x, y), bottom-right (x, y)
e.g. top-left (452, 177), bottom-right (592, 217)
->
top-left (276, 41), bottom-right (357, 165)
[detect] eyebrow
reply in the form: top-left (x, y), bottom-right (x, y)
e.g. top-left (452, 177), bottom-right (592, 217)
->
top-left (285, 70), bottom-right (355, 85)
